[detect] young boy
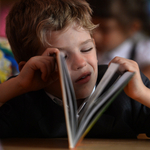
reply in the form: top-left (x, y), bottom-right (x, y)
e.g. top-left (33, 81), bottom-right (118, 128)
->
top-left (0, 0), bottom-right (150, 139)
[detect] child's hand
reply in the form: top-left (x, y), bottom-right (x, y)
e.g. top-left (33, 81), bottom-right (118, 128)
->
top-left (0, 48), bottom-right (60, 105)
top-left (16, 48), bottom-right (60, 93)
top-left (109, 57), bottom-right (150, 107)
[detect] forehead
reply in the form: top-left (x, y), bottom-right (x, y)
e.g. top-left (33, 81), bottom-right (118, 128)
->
top-left (48, 24), bottom-right (92, 47)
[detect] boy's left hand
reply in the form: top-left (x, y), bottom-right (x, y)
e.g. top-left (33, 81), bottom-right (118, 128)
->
top-left (109, 56), bottom-right (150, 107)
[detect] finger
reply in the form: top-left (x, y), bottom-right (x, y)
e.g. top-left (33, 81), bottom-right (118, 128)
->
top-left (42, 48), bottom-right (60, 72)
top-left (43, 57), bottom-right (59, 81)
top-left (28, 57), bottom-right (52, 82)
top-left (49, 71), bottom-right (59, 84)
top-left (110, 57), bottom-right (136, 75)
top-left (39, 57), bottom-right (57, 82)
top-left (109, 57), bottom-right (126, 74)
top-left (42, 48), bottom-right (60, 56)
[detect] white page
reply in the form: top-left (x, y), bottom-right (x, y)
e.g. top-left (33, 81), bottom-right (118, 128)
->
top-left (78, 63), bottom-right (119, 120)
top-left (75, 71), bottom-right (134, 145)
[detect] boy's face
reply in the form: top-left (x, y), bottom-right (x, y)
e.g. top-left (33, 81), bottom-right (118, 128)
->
top-left (92, 17), bottom-right (130, 53)
top-left (45, 24), bottom-right (98, 100)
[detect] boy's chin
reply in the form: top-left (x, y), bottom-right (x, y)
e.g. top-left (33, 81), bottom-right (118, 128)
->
top-left (75, 92), bottom-right (91, 100)
top-left (75, 83), bottom-right (96, 100)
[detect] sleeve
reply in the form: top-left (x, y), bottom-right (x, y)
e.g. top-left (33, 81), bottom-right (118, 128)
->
top-left (0, 100), bottom-right (22, 138)
top-left (136, 40), bottom-right (150, 68)
top-left (0, 93), bottom-right (36, 138)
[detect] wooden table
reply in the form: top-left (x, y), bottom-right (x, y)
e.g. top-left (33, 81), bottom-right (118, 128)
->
top-left (1, 135), bottom-right (150, 150)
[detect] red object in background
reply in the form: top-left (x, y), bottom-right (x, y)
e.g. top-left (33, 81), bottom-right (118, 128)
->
top-left (0, 6), bottom-right (10, 37)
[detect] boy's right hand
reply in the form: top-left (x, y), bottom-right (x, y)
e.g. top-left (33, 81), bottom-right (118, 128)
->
top-left (16, 48), bottom-right (60, 93)
top-left (0, 48), bottom-right (60, 105)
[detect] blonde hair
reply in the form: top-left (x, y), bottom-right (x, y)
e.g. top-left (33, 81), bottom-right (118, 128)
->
top-left (6, 0), bottom-right (97, 63)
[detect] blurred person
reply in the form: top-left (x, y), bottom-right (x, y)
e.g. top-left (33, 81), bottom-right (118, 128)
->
top-left (89, 0), bottom-right (150, 79)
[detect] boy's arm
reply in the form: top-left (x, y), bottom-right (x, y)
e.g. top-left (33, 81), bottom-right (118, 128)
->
top-left (141, 65), bottom-right (150, 80)
top-left (0, 48), bottom-right (59, 106)
top-left (0, 77), bottom-right (26, 107)
top-left (109, 56), bottom-right (150, 108)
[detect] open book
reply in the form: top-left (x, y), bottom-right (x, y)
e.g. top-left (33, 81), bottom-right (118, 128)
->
top-left (56, 53), bottom-right (134, 148)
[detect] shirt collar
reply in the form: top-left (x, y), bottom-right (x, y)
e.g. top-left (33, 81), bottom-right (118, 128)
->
top-left (45, 92), bottom-right (63, 107)
top-left (45, 86), bottom-right (96, 112)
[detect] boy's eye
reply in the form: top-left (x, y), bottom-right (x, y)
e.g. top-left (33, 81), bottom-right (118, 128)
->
top-left (64, 55), bottom-right (68, 59)
top-left (81, 47), bottom-right (93, 52)
top-left (60, 52), bottom-right (67, 59)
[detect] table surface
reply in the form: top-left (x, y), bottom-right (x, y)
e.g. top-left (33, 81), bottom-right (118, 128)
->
top-left (1, 134), bottom-right (150, 150)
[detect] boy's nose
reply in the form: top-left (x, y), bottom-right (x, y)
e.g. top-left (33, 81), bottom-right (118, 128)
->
top-left (72, 54), bottom-right (86, 70)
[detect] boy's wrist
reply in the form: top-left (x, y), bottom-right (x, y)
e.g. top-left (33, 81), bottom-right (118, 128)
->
top-left (134, 86), bottom-right (150, 108)
top-left (14, 75), bottom-right (30, 94)
top-left (0, 76), bottom-right (27, 105)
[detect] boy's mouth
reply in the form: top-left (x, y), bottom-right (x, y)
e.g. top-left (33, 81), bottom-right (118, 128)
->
top-left (75, 72), bottom-right (91, 84)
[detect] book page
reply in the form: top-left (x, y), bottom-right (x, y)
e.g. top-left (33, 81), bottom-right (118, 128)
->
top-left (74, 71), bottom-right (134, 145)
top-left (78, 63), bottom-right (119, 120)
top-left (57, 53), bottom-right (78, 148)
top-left (56, 52), bottom-right (134, 148)
top-left (62, 56), bottom-right (78, 136)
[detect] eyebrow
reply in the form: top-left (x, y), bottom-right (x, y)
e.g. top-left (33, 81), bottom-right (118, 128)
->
top-left (80, 39), bottom-right (93, 46)
top-left (52, 39), bottom-right (93, 51)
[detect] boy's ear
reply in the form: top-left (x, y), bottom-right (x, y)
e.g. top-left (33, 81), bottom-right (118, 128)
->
top-left (19, 61), bottom-right (26, 71)
top-left (92, 38), bottom-right (96, 46)
top-left (92, 38), bottom-right (98, 63)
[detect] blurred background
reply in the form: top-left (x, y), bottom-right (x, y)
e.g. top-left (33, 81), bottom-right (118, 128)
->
top-left (88, 0), bottom-right (150, 79)
top-left (0, 0), bottom-right (19, 83)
